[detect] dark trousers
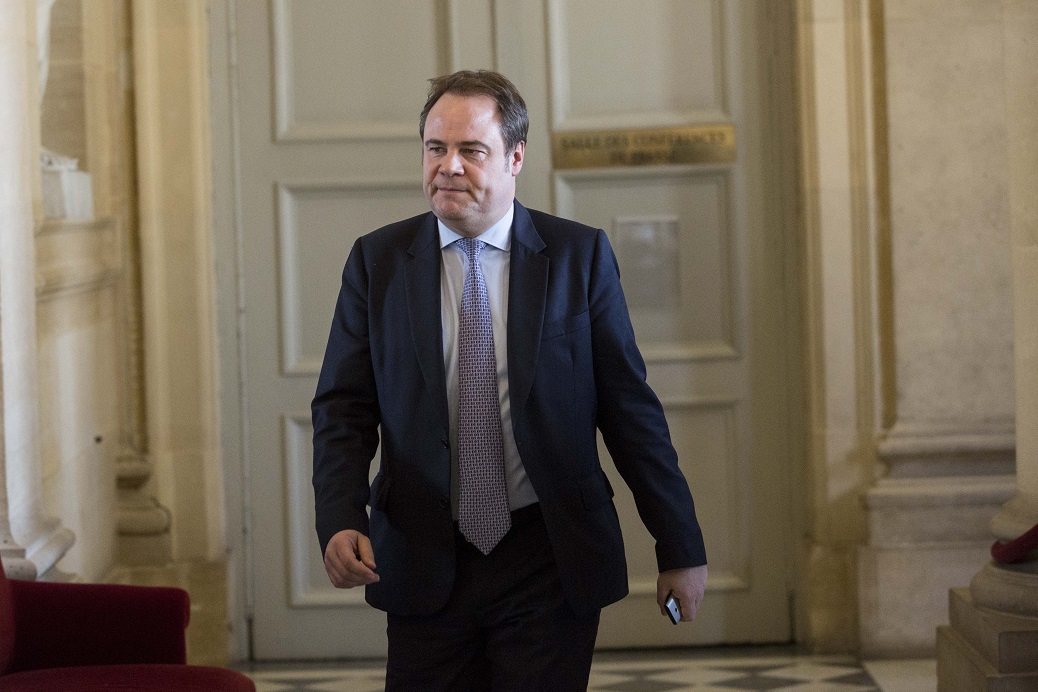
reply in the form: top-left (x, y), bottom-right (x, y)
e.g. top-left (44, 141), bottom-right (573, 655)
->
top-left (385, 504), bottom-right (601, 691)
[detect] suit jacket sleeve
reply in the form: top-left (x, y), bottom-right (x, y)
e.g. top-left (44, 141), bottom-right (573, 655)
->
top-left (312, 238), bottom-right (381, 557)
top-left (588, 229), bottom-right (707, 571)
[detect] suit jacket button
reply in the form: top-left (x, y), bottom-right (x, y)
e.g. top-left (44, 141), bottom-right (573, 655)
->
top-left (441, 438), bottom-right (449, 449)
top-left (439, 499), bottom-right (449, 510)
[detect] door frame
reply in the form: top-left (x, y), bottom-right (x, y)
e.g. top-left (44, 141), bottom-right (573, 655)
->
top-left (208, 0), bottom-right (252, 662)
top-left (203, 0), bottom-right (812, 661)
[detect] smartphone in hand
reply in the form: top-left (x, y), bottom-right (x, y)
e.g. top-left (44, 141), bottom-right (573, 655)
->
top-left (664, 593), bottom-right (681, 625)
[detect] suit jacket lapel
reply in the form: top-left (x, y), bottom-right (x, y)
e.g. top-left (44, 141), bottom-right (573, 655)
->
top-left (508, 201), bottom-right (548, 413)
top-left (405, 213), bottom-right (450, 431)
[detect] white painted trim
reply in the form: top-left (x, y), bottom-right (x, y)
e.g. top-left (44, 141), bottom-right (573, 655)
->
top-left (445, 0), bottom-right (494, 71)
top-left (208, 0), bottom-right (252, 662)
top-left (642, 341), bottom-right (739, 363)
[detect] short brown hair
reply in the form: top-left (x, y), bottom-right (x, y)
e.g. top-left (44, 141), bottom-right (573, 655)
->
top-left (419, 70), bottom-right (529, 152)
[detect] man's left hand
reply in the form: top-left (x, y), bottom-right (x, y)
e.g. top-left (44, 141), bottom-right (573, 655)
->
top-left (657, 565), bottom-right (707, 622)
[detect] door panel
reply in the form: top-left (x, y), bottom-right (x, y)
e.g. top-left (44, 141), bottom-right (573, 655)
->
top-left (235, 0), bottom-right (478, 660)
top-left (548, 0), bottom-right (726, 127)
top-left (227, 0), bottom-right (792, 659)
top-left (546, 0), bottom-right (790, 645)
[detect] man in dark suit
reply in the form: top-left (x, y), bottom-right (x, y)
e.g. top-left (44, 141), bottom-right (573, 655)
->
top-left (313, 70), bottom-right (706, 691)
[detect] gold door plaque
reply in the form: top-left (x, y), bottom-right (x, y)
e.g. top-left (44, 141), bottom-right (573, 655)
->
top-left (552, 124), bottom-right (735, 169)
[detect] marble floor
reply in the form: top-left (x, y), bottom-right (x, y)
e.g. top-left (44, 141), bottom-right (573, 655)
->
top-left (108, 561), bottom-right (938, 692)
top-left (241, 650), bottom-right (938, 692)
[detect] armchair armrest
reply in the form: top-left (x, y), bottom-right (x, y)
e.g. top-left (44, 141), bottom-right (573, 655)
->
top-left (7, 578), bottom-right (189, 672)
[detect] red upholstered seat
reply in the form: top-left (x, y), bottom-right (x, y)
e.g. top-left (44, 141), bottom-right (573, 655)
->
top-left (0, 560), bottom-right (254, 691)
top-left (0, 664), bottom-right (255, 691)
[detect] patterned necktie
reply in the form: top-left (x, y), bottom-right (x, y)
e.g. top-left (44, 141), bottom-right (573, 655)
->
top-left (456, 237), bottom-right (511, 554)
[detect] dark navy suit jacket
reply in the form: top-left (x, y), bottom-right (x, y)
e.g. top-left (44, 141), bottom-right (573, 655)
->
top-left (312, 200), bottom-right (706, 616)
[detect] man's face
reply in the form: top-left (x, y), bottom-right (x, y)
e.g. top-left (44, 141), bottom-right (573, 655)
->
top-left (423, 93), bottom-right (524, 237)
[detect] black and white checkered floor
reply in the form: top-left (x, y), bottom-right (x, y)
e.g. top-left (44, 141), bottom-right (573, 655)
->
top-left (244, 650), bottom-right (887, 691)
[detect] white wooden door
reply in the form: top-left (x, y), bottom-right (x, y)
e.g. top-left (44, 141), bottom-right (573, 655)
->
top-left (533, 1), bottom-right (794, 648)
top-left (223, 0), bottom-right (793, 660)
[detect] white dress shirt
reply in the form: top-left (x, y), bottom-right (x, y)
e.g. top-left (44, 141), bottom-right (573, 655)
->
top-left (439, 204), bottom-right (538, 516)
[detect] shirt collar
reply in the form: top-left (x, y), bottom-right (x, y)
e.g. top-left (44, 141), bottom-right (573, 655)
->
top-left (437, 203), bottom-right (514, 252)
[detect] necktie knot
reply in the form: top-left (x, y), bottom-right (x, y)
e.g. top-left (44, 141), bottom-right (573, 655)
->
top-left (458, 237), bottom-right (485, 263)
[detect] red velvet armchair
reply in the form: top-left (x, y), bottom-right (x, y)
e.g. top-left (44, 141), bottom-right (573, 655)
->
top-left (0, 560), bottom-right (254, 691)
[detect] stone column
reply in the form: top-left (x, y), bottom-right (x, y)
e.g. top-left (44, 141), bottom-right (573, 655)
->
top-left (0, 313), bottom-right (36, 581)
top-left (858, 1), bottom-right (1019, 657)
top-left (0, 1), bottom-right (34, 582)
top-left (0, 0), bottom-right (74, 580)
top-left (132, 0), bottom-right (223, 562)
top-left (82, 0), bottom-right (174, 568)
top-left (936, 3), bottom-right (1038, 688)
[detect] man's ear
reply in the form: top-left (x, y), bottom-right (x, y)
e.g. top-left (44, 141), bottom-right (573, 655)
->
top-left (509, 141), bottom-right (525, 176)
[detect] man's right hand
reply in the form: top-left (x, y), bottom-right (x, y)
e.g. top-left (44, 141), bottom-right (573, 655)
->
top-left (323, 529), bottom-right (380, 588)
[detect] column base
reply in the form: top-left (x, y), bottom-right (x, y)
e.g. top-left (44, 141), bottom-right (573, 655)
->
top-left (858, 475), bottom-right (1014, 657)
top-left (937, 589), bottom-right (1038, 691)
top-left (25, 525), bottom-right (75, 578)
top-left (117, 492), bottom-right (173, 566)
top-left (860, 544), bottom-right (990, 657)
top-left (971, 562), bottom-right (1038, 618)
top-left (1, 525), bottom-right (75, 581)
top-left (117, 532), bottom-right (173, 566)
top-left (0, 553), bottom-right (37, 580)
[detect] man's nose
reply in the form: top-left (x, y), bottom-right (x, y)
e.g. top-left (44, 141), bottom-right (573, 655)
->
top-left (441, 150), bottom-right (464, 176)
